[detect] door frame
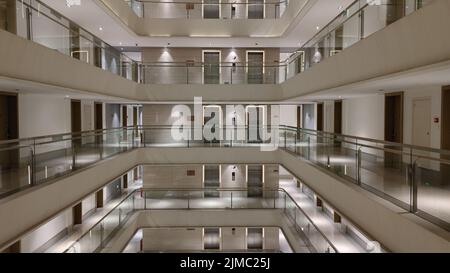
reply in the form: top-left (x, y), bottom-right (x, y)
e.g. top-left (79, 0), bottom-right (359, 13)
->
top-left (442, 86), bottom-right (450, 150)
top-left (384, 92), bottom-right (404, 143)
top-left (0, 91), bottom-right (19, 140)
top-left (334, 100), bottom-right (343, 134)
top-left (246, 0), bottom-right (266, 19)
top-left (316, 103), bottom-right (324, 131)
top-left (70, 99), bottom-right (82, 133)
top-left (202, 0), bottom-right (222, 19)
top-left (246, 50), bottom-right (265, 77)
top-left (94, 102), bottom-right (103, 130)
top-left (202, 164), bottom-right (222, 187)
top-left (411, 96), bottom-right (431, 147)
top-left (202, 50), bottom-right (222, 84)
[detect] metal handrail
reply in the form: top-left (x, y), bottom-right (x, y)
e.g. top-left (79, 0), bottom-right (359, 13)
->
top-left (64, 187), bottom-right (338, 253)
top-left (132, 0), bottom-right (288, 4)
top-left (280, 125), bottom-right (450, 156)
top-left (284, 0), bottom-right (365, 64)
top-left (2, 125), bottom-right (450, 159)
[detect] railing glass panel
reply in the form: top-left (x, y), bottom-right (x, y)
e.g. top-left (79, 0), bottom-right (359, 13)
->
top-left (124, 0), bottom-right (288, 19)
top-left (64, 188), bottom-right (336, 253)
top-left (1, 125), bottom-right (449, 230)
top-left (4, 0), bottom-right (432, 85)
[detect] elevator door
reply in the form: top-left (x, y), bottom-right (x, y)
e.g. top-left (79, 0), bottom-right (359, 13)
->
top-left (247, 228), bottom-right (263, 250)
top-left (247, 165), bottom-right (263, 197)
top-left (204, 165), bottom-right (220, 197)
top-left (203, 0), bottom-right (220, 19)
top-left (248, 0), bottom-right (264, 19)
top-left (247, 52), bottom-right (264, 84)
top-left (203, 52), bottom-right (221, 84)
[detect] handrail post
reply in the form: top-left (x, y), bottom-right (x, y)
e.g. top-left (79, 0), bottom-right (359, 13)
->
top-left (356, 148), bottom-right (362, 185)
top-left (230, 67), bottom-right (233, 84)
top-left (294, 132), bottom-right (297, 153)
top-left (188, 191), bottom-right (190, 209)
top-left (273, 191), bottom-right (276, 209)
top-left (186, 65), bottom-right (189, 84)
top-left (284, 130), bottom-right (287, 149)
top-left (100, 223), bottom-right (104, 249)
top-left (307, 137), bottom-right (311, 160)
top-left (29, 147), bottom-right (35, 186)
top-left (231, 192), bottom-right (233, 209)
top-left (132, 129), bottom-right (135, 148)
top-left (410, 160), bottom-right (418, 213)
top-left (143, 130), bottom-right (146, 148)
top-left (144, 191), bottom-right (147, 210)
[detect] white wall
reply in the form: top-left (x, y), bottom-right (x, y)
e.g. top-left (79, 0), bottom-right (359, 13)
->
top-left (18, 93), bottom-right (71, 138)
top-left (81, 193), bottom-right (96, 217)
top-left (342, 87), bottom-right (442, 150)
top-left (280, 105), bottom-right (297, 127)
top-left (324, 101), bottom-right (334, 132)
top-left (81, 100), bottom-right (94, 131)
top-left (342, 95), bottom-right (385, 140)
top-left (20, 208), bottom-right (72, 253)
top-left (143, 165), bottom-right (203, 188)
top-left (403, 86), bottom-right (441, 149)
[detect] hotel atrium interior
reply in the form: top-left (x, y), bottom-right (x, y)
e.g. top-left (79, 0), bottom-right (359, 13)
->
top-left (0, 0), bottom-right (450, 256)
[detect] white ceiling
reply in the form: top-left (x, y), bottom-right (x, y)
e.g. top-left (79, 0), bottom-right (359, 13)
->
top-left (38, 0), bottom-right (353, 49)
top-left (285, 61), bottom-right (450, 102)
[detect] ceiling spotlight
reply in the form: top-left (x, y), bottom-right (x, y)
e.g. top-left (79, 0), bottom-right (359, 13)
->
top-left (99, 26), bottom-right (103, 31)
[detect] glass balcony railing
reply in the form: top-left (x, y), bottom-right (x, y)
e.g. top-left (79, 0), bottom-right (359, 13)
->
top-left (7, 0), bottom-right (141, 81)
top-left (280, 125), bottom-right (450, 231)
top-left (64, 188), bottom-right (337, 253)
top-left (138, 61), bottom-right (286, 84)
top-left (1, 125), bottom-right (449, 231)
top-left (124, 0), bottom-right (289, 19)
top-left (1, 0), bottom-right (433, 85)
top-left (284, 0), bottom-right (434, 80)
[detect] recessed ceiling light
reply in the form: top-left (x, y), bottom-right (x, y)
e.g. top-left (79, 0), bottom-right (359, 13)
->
top-left (99, 26), bottom-right (103, 31)
top-left (316, 26), bottom-right (320, 30)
